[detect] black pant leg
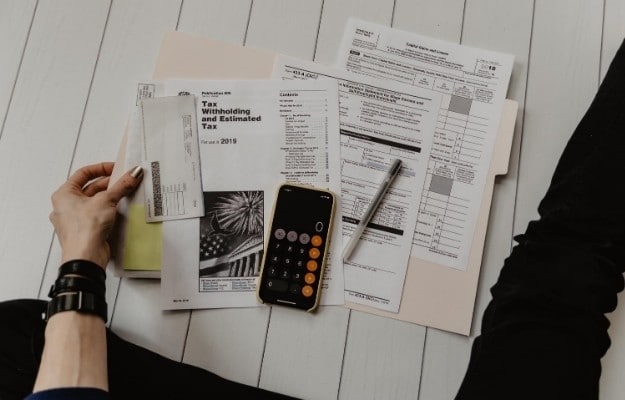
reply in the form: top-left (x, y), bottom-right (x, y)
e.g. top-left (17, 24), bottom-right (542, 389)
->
top-left (0, 299), bottom-right (297, 400)
top-left (0, 299), bottom-right (46, 400)
top-left (456, 39), bottom-right (625, 400)
top-left (456, 238), bottom-right (622, 400)
top-left (106, 326), bottom-right (297, 400)
top-left (535, 38), bottom-right (625, 244)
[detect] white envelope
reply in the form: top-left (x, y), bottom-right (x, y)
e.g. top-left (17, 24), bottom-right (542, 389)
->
top-left (140, 95), bottom-right (204, 222)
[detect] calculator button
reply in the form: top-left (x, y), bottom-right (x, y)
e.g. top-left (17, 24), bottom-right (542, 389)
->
top-left (287, 231), bottom-right (298, 242)
top-left (272, 242), bottom-right (283, 252)
top-left (286, 244), bottom-right (295, 253)
top-left (279, 269), bottom-right (290, 279)
top-left (304, 273), bottom-right (316, 284)
top-left (292, 270), bottom-right (304, 282)
top-left (299, 233), bottom-right (310, 244)
top-left (302, 285), bottom-right (314, 297)
top-left (266, 279), bottom-right (288, 292)
top-left (267, 266), bottom-right (279, 277)
top-left (283, 257), bottom-right (293, 267)
top-left (289, 283), bottom-right (301, 295)
top-left (269, 255), bottom-right (280, 265)
top-left (308, 248), bottom-right (320, 259)
top-left (296, 247), bottom-right (306, 256)
top-left (295, 259), bottom-right (305, 268)
top-left (311, 235), bottom-right (323, 247)
top-left (306, 260), bottom-right (318, 272)
top-left (315, 222), bottom-right (324, 232)
top-left (274, 229), bottom-right (286, 240)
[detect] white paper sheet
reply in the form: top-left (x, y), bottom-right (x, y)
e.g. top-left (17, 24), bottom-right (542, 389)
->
top-left (273, 57), bottom-right (440, 312)
top-left (160, 79), bottom-right (344, 309)
top-left (140, 95), bottom-right (204, 222)
top-left (336, 18), bottom-right (514, 271)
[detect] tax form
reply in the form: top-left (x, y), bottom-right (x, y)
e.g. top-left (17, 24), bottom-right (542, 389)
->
top-left (337, 18), bottom-right (514, 271)
top-left (159, 79), bottom-right (344, 309)
top-left (273, 57), bottom-right (440, 312)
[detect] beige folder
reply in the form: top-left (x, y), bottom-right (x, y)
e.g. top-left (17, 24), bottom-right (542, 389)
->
top-left (347, 100), bottom-right (518, 335)
top-left (119, 31), bottom-right (517, 335)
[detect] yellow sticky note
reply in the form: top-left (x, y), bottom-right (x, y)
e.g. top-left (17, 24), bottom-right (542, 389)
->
top-left (123, 204), bottom-right (162, 270)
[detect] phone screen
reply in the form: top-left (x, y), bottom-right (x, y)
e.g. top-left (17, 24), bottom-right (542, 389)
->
top-left (258, 184), bottom-right (334, 311)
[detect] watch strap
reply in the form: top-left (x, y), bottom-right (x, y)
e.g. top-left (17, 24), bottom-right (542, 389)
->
top-left (58, 260), bottom-right (106, 283)
top-left (48, 275), bottom-right (106, 299)
top-left (46, 291), bottom-right (108, 323)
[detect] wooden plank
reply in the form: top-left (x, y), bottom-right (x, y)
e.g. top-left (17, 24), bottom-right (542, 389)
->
top-left (175, 0), bottom-right (275, 386)
top-left (418, 329), bottom-right (472, 400)
top-left (0, 0), bottom-right (109, 301)
top-left (461, 0), bottom-right (534, 334)
top-left (246, 0), bottom-right (323, 59)
top-left (244, 3), bottom-right (352, 398)
top-left (395, 1), bottom-right (465, 398)
top-left (110, 279), bottom-right (190, 360)
top-left (393, 0), bottom-right (464, 42)
top-left (90, 0), bottom-right (194, 359)
top-left (314, 0), bottom-right (395, 65)
top-left (417, 0), bottom-right (534, 398)
top-left (38, 0), bottom-right (183, 326)
top-left (171, 0), bottom-right (262, 372)
top-left (313, 2), bottom-right (427, 399)
top-left (183, 308), bottom-right (271, 387)
top-left (177, 0), bottom-right (252, 44)
top-left (513, 0), bottom-right (603, 236)
top-left (600, 0), bottom-right (625, 80)
top-left (339, 312), bottom-right (426, 400)
top-left (598, 2), bottom-right (625, 398)
top-left (388, 1), bottom-right (464, 399)
top-left (0, 0), bottom-right (36, 135)
top-left (64, 0), bottom-right (184, 345)
top-left (260, 306), bottom-right (349, 399)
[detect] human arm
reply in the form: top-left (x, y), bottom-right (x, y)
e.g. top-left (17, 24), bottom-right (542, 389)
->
top-left (31, 163), bottom-right (142, 394)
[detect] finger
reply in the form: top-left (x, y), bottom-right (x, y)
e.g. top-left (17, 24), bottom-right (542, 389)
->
top-left (105, 166), bottom-right (143, 204)
top-left (82, 176), bottom-right (111, 196)
top-left (66, 162), bottom-right (115, 189)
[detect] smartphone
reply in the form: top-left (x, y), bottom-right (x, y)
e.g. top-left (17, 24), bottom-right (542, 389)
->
top-left (257, 184), bottom-right (335, 311)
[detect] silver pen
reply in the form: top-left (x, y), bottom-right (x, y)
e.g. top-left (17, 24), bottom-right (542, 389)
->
top-left (342, 158), bottom-right (402, 262)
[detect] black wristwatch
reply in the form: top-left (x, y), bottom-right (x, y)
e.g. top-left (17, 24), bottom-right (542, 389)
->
top-left (46, 291), bottom-right (108, 323)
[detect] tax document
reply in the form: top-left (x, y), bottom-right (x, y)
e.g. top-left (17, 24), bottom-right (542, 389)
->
top-left (337, 18), bottom-right (514, 271)
top-left (160, 79), bottom-right (343, 309)
top-left (274, 57), bottom-right (440, 312)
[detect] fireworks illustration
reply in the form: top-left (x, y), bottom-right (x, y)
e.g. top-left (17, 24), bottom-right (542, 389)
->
top-left (212, 191), bottom-right (264, 235)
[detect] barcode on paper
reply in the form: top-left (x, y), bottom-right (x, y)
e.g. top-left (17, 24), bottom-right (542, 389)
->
top-left (151, 161), bottom-right (163, 217)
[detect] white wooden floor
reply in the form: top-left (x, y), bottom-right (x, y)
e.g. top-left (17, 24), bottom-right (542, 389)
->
top-left (1, 1), bottom-right (625, 399)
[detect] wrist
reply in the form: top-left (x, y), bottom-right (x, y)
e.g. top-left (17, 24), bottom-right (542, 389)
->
top-left (59, 231), bottom-right (109, 269)
top-left (61, 249), bottom-right (107, 270)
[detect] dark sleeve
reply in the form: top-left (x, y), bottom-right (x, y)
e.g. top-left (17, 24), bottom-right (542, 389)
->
top-left (24, 388), bottom-right (110, 400)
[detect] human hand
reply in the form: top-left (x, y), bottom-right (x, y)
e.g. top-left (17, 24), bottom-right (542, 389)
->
top-left (49, 162), bottom-right (143, 269)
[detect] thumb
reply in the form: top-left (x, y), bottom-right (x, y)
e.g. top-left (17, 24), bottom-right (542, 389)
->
top-left (106, 165), bottom-right (144, 204)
